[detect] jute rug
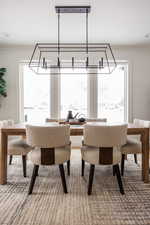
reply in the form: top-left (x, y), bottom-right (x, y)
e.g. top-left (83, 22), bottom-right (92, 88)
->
top-left (0, 150), bottom-right (150, 225)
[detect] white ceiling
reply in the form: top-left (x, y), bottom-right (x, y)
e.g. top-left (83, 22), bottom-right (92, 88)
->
top-left (0, 0), bottom-right (150, 45)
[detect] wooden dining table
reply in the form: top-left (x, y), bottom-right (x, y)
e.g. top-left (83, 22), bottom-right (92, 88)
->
top-left (0, 123), bottom-right (149, 184)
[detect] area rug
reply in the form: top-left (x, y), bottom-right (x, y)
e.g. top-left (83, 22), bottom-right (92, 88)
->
top-left (0, 150), bottom-right (150, 225)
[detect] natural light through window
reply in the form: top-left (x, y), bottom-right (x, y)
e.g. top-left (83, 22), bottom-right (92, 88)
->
top-left (23, 65), bottom-right (50, 123)
top-left (98, 65), bottom-right (127, 122)
top-left (60, 69), bottom-right (87, 118)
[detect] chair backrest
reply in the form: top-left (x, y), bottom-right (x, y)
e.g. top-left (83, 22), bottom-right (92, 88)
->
top-left (83, 123), bottom-right (127, 147)
top-left (0, 120), bottom-right (14, 127)
top-left (26, 124), bottom-right (70, 148)
top-left (86, 118), bottom-right (107, 122)
top-left (134, 118), bottom-right (150, 128)
top-left (134, 119), bottom-right (150, 141)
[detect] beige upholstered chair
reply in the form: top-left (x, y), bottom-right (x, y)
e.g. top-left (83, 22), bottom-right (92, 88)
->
top-left (81, 118), bottom-right (107, 175)
top-left (45, 118), bottom-right (70, 173)
top-left (8, 138), bottom-right (32, 177)
top-left (121, 118), bottom-right (150, 176)
top-left (26, 124), bottom-right (71, 194)
top-left (81, 123), bottom-right (127, 195)
top-left (0, 120), bottom-right (32, 177)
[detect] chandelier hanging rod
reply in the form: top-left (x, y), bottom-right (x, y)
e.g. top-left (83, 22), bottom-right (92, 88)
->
top-left (56, 6), bottom-right (90, 67)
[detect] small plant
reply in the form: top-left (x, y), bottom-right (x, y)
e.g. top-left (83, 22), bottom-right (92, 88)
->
top-left (0, 68), bottom-right (7, 97)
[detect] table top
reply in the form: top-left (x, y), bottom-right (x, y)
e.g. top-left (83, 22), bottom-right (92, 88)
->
top-left (0, 122), bottom-right (148, 129)
top-left (0, 122), bottom-right (149, 136)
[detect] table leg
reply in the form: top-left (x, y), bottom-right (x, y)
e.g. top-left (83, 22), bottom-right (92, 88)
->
top-left (141, 129), bottom-right (149, 183)
top-left (141, 132), bottom-right (145, 181)
top-left (0, 131), bottom-right (8, 184)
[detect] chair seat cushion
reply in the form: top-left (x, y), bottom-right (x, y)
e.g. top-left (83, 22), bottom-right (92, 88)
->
top-left (8, 138), bottom-right (32, 155)
top-left (81, 145), bottom-right (121, 165)
top-left (121, 137), bottom-right (141, 154)
top-left (28, 144), bottom-right (71, 165)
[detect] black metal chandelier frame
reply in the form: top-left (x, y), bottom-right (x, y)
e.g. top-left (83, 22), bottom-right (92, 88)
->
top-left (29, 6), bottom-right (117, 75)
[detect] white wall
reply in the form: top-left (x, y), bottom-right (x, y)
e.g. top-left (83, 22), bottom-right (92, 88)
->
top-left (114, 46), bottom-right (150, 121)
top-left (0, 45), bottom-right (150, 122)
top-left (0, 46), bottom-right (32, 121)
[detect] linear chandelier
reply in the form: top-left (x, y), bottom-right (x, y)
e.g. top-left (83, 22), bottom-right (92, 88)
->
top-left (29, 6), bottom-right (117, 75)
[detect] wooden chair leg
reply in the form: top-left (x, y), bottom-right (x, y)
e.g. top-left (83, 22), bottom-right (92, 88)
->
top-left (9, 155), bottom-right (13, 165)
top-left (121, 154), bottom-right (125, 176)
top-left (28, 165), bottom-right (39, 195)
top-left (134, 154), bottom-right (138, 164)
top-left (22, 155), bottom-right (27, 177)
top-left (59, 164), bottom-right (68, 194)
top-left (67, 160), bottom-right (70, 176)
top-left (88, 164), bottom-right (95, 195)
top-left (114, 164), bottom-right (125, 195)
top-left (113, 165), bottom-right (116, 176)
top-left (82, 159), bottom-right (85, 176)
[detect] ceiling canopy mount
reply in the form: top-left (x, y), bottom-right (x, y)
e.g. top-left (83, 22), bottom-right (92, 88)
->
top-left (55, 6), bottom-right (91, 13)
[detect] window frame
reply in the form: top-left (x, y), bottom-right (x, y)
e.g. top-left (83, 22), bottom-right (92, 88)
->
top-left (19, 61), bottom-right (129, 123)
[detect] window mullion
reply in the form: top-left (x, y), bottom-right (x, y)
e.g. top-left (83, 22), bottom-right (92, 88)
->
top-left (87, 70), bottom-right (98, 118)
top-left (50, 69), bottom-right (60, 119)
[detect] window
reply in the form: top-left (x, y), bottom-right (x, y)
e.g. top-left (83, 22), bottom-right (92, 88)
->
top-left (60, 69), bottom-right (87, 118)
top-left (98, 64), bottom-right (128, 122)
top-left (23, 65), bottom-right (50, 123)
top-left (20, 62), bottom-right (128, 123)
top-left (98, 65), bottom-right (127, 122)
